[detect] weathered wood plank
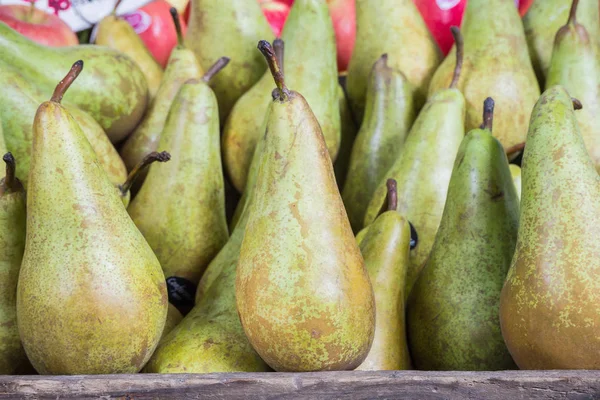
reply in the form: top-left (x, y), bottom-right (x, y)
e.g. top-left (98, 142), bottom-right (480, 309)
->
top-left (0, 370), bottom-right (599, 400)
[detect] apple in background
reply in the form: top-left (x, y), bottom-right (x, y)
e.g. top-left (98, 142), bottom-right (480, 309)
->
top-left (0, 4), bottom-right (78, 47)
top-left (259, 0), bottom-right (290, 38)
top-left (327, 0), bottom-right (355, 72)
top-left (123, 0), bottom-right (187, 68)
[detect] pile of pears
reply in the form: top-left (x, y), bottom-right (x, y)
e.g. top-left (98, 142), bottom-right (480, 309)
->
top-left (1, 0), bottom-right (600, 376)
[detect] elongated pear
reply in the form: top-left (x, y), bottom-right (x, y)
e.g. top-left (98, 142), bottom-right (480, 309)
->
top-left (428, 0), bottom-right (540, 152)
top-left (0, 23), bottom-right (148, 141)
top-left (0, 152), bottom-right (28, 374)
top-left (363, 27), bottom-right (466, 296)
top-left (499, 86), bottom-right (600, 369)
top-left (128, 58), bottom-right (230, 312)
top-left (343, 54), bottom-right (417, 232)
top-left (407, 99), bottom-right (519, 371)
top-left (17, 62), bottom-right (168, 374)
top-left (546, 0), bottom-right (600, 172)
top-left (524, 0), bottom-right (600, 83)
top-left (236, 41), bottom-right (375, 372)
top-left (356, 179), bottom-right (412, 371)
top-left (346, 0), bottom-right (441, 123)
top-left (186, 0), bottom-right (272, 123)
top-left (120, 8), bottom-right (204, 187)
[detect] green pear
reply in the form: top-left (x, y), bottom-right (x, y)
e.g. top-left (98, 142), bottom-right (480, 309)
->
top-left (0, 22), bottom-right (148, 142)
top-left (356, 179), bottom-right (412, 371)
top-left (127, 58), bottom-right (230, 313)
top-left (333, 84), bottom-right (358, 189)
top-left (160, 303), bottom-right (183, 341)
top-left (363, 27), bottom-right (466, 296)
top-left (117, 151), bottom-right (171, 208)
top-left (343, 54), bottom-right (417, 232)
top-left (236, 41), bottom-right (375, 372)
top-left (407, 98), bottom-right (519, 370)
top-left (499, 86), bottom-right (600, 369)
top-left (186, 0), bottom-right (272, 123)
top-left (0, 62), bottom-right (127, 188)
top-left (346, 0), bottom-right (441, 123)
top-left (0, 151), bottom-right (29, 374)
top-left (524, 0), bottom-right (600, 84)
top-left (120, 9), bottom-right (204, 191)
top-left (428, 0), bottom-right (540, 153)
top-left (17, 61), bottom-right (167, 374)
top-left (546, 0), bottom-right (600, 172)
top-left (510, 164), bottom-right (522, 200)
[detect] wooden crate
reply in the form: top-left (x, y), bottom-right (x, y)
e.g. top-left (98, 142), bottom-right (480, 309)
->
top-left (1, 370), bottom-right (600, 399)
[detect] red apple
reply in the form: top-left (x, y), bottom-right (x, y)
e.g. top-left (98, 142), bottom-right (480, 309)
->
top-left (259, 0), bottom-right (290, 38)
top-left (327, 0), bottom-right (355, 72)
top-left (413, 0), bottom-right (466, 55)
top-left (123, 0), bottom-right (187, 68)
top-left (0, 4), bottom-right (78, 47)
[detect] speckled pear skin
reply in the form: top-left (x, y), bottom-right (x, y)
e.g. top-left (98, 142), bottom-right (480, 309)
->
top-left (499, 86), bottom-right (600, 369)
top-left (343, 56), bottom-right (416, 233)
top-left (120, 38), bottom-right (204, 183)
top-left (346, 0), bottom-right (441, 123)
top-left (0, 64), bottom-right (127, 188)
top-left (160, 303), bottom-right (183, 341)
top-left (17, 100), bottom-right (167, 375)
top-left (546, 3), bottom-right (600, 173)
top-left (356, 212), bottom-right (412, 371)
top-left (363, 89), bottom-right (465, 297)
top-left (0, 151), bottom-right (28, 374)
top-left (333, 85), bottom-right (358, 189)
top-left (427, 0), bottom-right (539, 152)
top-left (127, 80), bottom-right (228, 286)
top-left (236, 90), bottom-right (375, 372)
top-left (407, 126), bottom-right (519, 371)
top-left (0, 23), bottom-right (148, 140)
top-left (510, 164), bottom-right (522, 200)
top-left (186, 0), bottom-right (272, 123)
top-left (524, 0), bottom-right (600, 83)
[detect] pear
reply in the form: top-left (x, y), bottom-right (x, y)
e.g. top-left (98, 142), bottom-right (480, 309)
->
top-left (510, 164), bottom-right (522, 200)
top-left (95, 0), bottom-right (163, 100)
top-left (346, 0), bottom-right (441, 123)
top-left (0, 23), bottom-right (148, 141)
top-left (17, 61), bottom-right (168, 374)
top-left (0, 151), bottom-right (28, 374)
top-left (407, 98), bottom-right (519, 371)
top-left (363, 27), bottom-right (466, 297)
top-left (120, 8), bottom-right (204, 189)
top-left (236, 41), bottom-right (375, 372)
top-left (524, 0), bottom-right (600, 84)
top-left (186, 0), bottom-right (272, 123)
top-left (428, 0), bottom-right (540, 153)
top-left (356, 179), bottom-right (412, 371)
top-left (333, 84), bottom-right (358, 189)
top-left (127, 58), bottom-right (230, 313)
top-left (499, 86), bottom-right (600, 369)
top-left (160, 303), bottom-right (183, 341)
top-left (546, 0), bottom-right (600, 172)
top-left (117, 151), bottom-right (171, 208)
top-left (343, 54), bottom-right (417, 233)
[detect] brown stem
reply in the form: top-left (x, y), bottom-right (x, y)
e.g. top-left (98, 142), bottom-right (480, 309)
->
top-left (112, 0), bottom-right (123, 16)
top-left (386, 179), bottom-right (398, 211)
top-left (449, 26), bottom-right (464, 89)
top-left (481, 97), bottom-right (494, 131)
top-left (505, 142), bottom-right (525, 156)
top-left (51, 60), bottom-right (83, 104)
top-left (2, 153), bottom-right (18, 191)
top-left (572, 97), bottom-right (583, 110)
top-left (170, 7), bottom-right (184, 47)
top-left (568, 0), bottom-right (579, 25)
top-left (257, 40), bottom-right (289, 100)
top-left (202, 57), bottom-right (231, 83)
top-left (273, 38), bottom-right (284, 76)
top-left (119, 151), bottom-right (171, 195)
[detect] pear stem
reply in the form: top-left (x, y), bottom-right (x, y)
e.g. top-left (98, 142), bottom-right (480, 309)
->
top-left (119, 151), bottom-right (171, 195)
top-left (26, 1), bottom-right (36, 23)
top-left (51, 60), bottom-right (83, 104)
top-left (2, 153), bottom-right (18, 192)
top-left (169, 7), bottom-right (184, 48)
top-left (572, 97), bottom-right (583, 110)
top-left (112, 0), bottom-right (123, 16)
top-left (506, 142), bottom-right (525, 156)
top-left (202, 57), bottom-right (231, 83)
top-left (481, 97), bottom-right (494, 132)
top-left (449, 26), bottom-right (464, 89)
top-left (257, 40), bottom-right (289, 100)
top-left (386, 179), bottom-right (398, 212)
top-left (273, 38), bottom-right (284, 76)
top-left (568, 0), bottom-right (579, 25)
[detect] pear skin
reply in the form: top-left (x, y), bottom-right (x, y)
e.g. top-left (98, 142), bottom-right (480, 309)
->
top-left (117, 151), bottom-right (172, 208)
top-left (346, 0), bottom-right (441, 123)
top-left (509, 164), bottom-right (522, 200)
top-left (407, 99), bottom-right (519, 371)
top-left (343, 54), bottom-right (416, 232)
top-left (236, 42), bottom-right (375, 372)
top-left (160, 303), bottom-right (183, 341)
top-left (500, 86), bottom-right (600, 369)
top-left (17, 62), bottom-right (167, 374)
top-left (333, 84), bottom-right (358, 189)
top-left (428, 0), bottom-right (540, 153)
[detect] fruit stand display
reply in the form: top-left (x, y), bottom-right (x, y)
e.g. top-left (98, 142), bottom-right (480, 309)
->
top-left (1, 0), bottom-right (600, 398)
